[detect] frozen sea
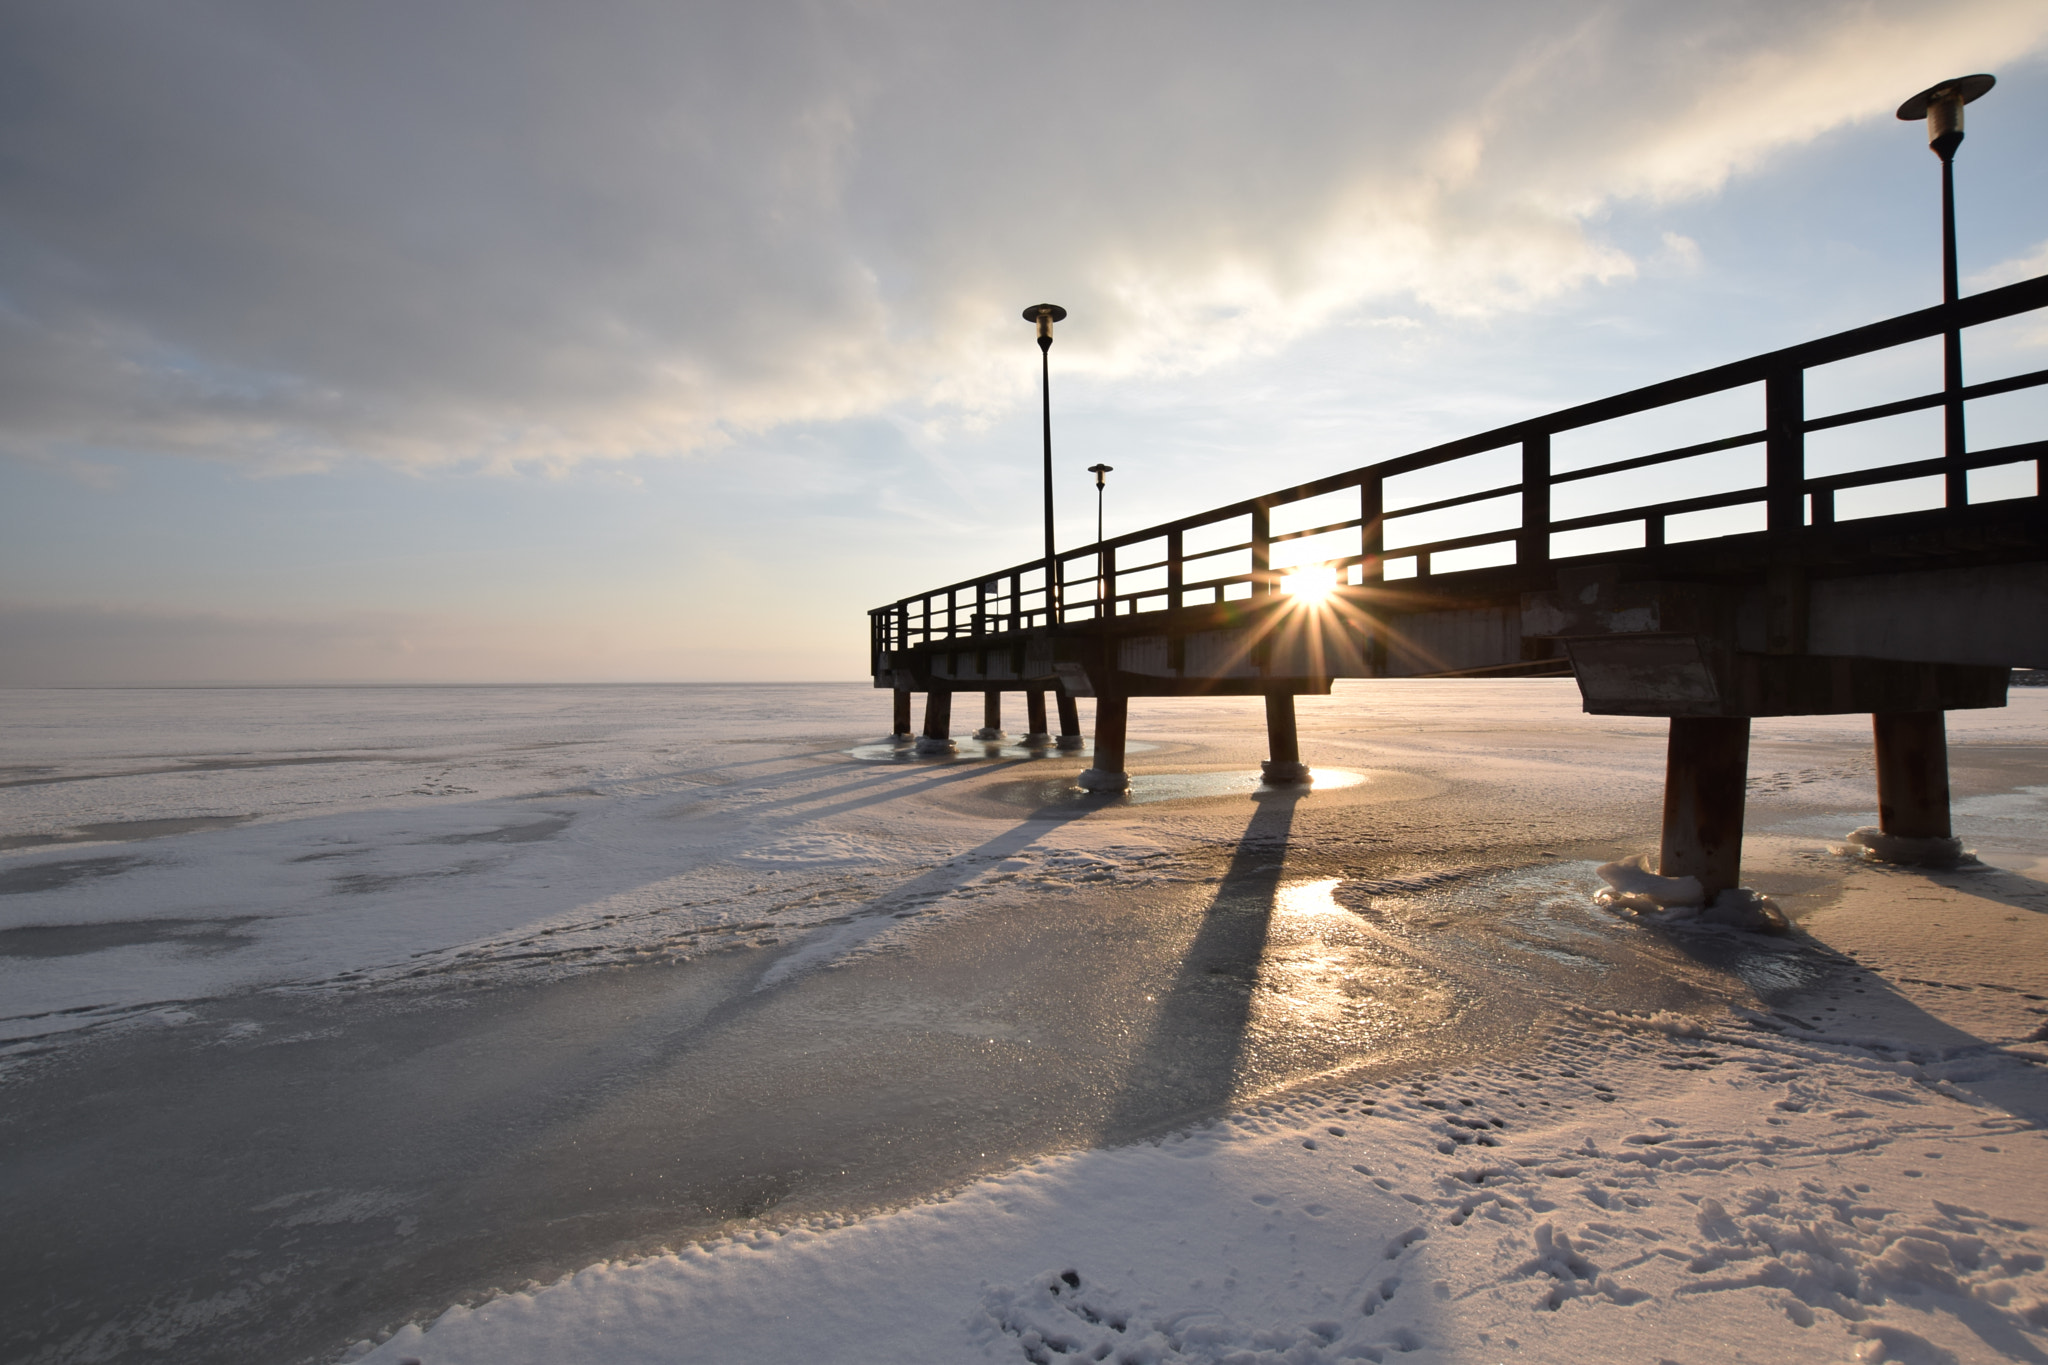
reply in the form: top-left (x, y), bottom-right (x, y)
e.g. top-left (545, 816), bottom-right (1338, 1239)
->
top-left (3, 681), bottom-right (2046, 1365)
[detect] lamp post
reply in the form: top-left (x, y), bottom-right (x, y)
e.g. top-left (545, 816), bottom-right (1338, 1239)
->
top-left (1897, 73), bottom-right (1994, 308)
top-left (1898, 73), bottom-right (1993, 507)
top-left (1023, 304), bottom-right (1068, 622)
top-left (1088, 463), bottom-right (1114, 615)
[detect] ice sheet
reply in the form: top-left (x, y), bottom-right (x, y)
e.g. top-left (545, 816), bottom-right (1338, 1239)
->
top-left (4, 681), bottom-right (2045, 1365)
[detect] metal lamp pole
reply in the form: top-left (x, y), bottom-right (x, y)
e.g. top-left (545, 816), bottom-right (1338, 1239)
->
top-left (1088, 463), bottom-right (1114, 615)
top-left (1897, 73), bottom-right (1994, 506)
top-left (1023, 304), bottom-right (1068, 622)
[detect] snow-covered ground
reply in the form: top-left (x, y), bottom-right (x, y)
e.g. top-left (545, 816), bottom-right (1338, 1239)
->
top-left (361, 1013), bottom-right (2048, 1365)
top-left (3, 682), bottom-right (2045, 1364)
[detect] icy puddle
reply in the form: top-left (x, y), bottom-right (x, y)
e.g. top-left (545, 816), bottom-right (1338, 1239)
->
top-left (1001, 766), bottom-right (1371, 808)
top-left (1330, 860), bottom-right (1833, 1006)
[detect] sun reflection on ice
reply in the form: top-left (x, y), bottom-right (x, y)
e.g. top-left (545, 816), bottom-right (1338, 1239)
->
top-left (1275, 877), bottom-right (1346, 917)
top-left (1232, 877), bottom-right (1455, 1094)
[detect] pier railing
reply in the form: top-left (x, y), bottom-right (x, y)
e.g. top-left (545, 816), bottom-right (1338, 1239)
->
top-left (871, 276), bottom-right (2048, 662)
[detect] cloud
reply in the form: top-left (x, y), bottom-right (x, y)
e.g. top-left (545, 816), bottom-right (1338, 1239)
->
top-left (0, 600), bottom-right (856, 685)
top-left (2, 0), bottom-right (2044, 473)
top-left (1968, 238), bottom-right (2048, 291)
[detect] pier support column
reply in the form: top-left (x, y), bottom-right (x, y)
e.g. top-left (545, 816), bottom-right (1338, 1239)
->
top-left (1056, 689), bottom-right (1086, 750)
top-left (1077, 693), bottom-right (1130, 791)
top-left (1848, 709), bottom-right (1965, 865)
top-left (891, 689), bottom-right (912, 743)
top-left (1261, 692), bottom-right (1309, 784)
top-left (914, 689), bottom-right (957, 755)
top-left (1874, 710), bottom-right (1951, 839)
top-left (972, 692), bottom-right (1005, 742)
top-left (1023, 689), bottom-right (1052, 746)
top-left (1659, 717), bottom-right (1750, 901)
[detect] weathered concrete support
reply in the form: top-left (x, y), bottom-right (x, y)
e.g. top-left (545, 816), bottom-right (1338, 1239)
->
top-left (1659, 716), bottom-right (1750, 900)
top-left (972, 691), bottom-right (1005, 742)
top-left (1023, 689), bottom-right (1052, 746)
top-left (1261, 691), bottom-right (1309, 784)
top-left (1077, 693), bottom-right (1130, 791)
top-left (914, 689), bottom-right (957, 755)
top-left (892, 689), bottom-right (912, 743)
top-left (1873, 710), bottom-right (1951, 839)
top-left (1848, 709), bottom-right (1965, 864)
top-left (1056, 688), bottom-right (1086, 750)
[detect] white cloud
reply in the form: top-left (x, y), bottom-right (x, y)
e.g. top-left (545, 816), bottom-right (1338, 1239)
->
top-left (1968, 238), bottom-right (2048, 291)
top-left (2, 0), bottom-right (2044, 473)
top-left (0, 600), bottom-right (857, 685)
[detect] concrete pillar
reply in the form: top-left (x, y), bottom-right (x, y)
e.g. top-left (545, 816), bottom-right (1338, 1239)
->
top-left (1873, 710), bottom-right (1951, 839)
top-left (1077, 693), bottom-right (1130, 791)
top-left (914, 689), bottom-right (957, 755)
top-left (1261, 691), bottom-right (1309, 784)
top-left (972, 691), bottom-right (1005, 742)
top-left (1023, 689), bottom-right (1052, 746)
top-left (1659, 717), bottom-right (1750, 900)
top-left (891, 689), bottom-right (913, 743)
top-left (1056, 688), bottom-right (1086, 750)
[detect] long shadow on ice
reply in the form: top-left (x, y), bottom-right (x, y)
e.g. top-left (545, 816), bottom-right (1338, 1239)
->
top-left (733, 756), bottom-right (1033, 822)
top-left (1096, 789), bottom-right (1299, 1142)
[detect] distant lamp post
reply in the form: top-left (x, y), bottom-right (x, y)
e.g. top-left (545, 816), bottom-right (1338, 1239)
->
top-left (1088, 463), bottom-right (1114, 615)
top-left (1023, 304), bottom-right (1068, 622)
top-left (1897, 73), bottom-right (1994, 505)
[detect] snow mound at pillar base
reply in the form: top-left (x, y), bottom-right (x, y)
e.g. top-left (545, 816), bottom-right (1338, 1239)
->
top-left (1838, 825), bottom-right (1971, 869)
top-left (1593, 854), bottom-right (1788, 934)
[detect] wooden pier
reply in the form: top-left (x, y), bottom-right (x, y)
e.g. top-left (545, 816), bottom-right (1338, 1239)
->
top-left (871, 275), bottom-right (2048, 899)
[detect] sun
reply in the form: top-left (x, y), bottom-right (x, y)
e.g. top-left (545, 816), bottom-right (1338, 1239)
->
top-left (1280, 563), bottom-right (1340, 602)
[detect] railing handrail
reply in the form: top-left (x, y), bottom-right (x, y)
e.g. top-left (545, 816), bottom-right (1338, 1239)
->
top-left (871, 274), bottom-right (2048, 650)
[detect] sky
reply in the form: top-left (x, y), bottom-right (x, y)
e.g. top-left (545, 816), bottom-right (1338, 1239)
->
top-left (2, 0), bottom-right (2045, 686)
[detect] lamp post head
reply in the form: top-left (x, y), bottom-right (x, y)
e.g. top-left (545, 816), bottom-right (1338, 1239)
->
top-left (1023, 303), bottom-right (1067, 351)
top-left (1088, 463), bottom-right (1113, 489)
top-left (1898, 73), bottom-right (1994, 162)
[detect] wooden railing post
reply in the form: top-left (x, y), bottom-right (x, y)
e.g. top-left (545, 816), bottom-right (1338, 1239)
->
top-left (1361, 477), bottom-right (1384, 581)
top-left (1519, 433), bottom-right (1549, 569)
top-left (1251, 502), bottom-right (1271, 594)
top-left (1765, 368), bottom-right (1808, 656)
top-left (1167, 528), bottom-right (1184, 608)
top-left (1101, 543), bottom-right (1117, 616)
top-left (1766, 369), bottom-right (1804, 534)
top-left (1944, 302), bottom-right (1967, 509)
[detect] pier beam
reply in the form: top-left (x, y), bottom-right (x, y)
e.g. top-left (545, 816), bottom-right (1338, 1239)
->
top-left (1024, 689), bottom-right (1052, 746)
top-left (914, 689), bottom-right (958, 755)
top-left (1659, 717), bottom-right (1750, 901)
top-left (891, 689), bottom-right (912, 743)
top-left (972, 692), bottom-right (1005, 742)
top-left (1077, 693), bottom-right (1130, 791)
top-left (1056, 689), bottom-right (1086, 750)
top-left (1261, 692), bottom-right (1309, 784)
top-left (1873, 710), bottom-right (1952, 839)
